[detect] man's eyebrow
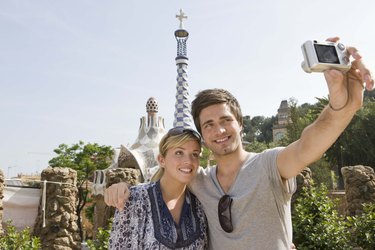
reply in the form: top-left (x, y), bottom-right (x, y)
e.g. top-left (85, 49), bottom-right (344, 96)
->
top-left (201, 119), bottom-right (213, 126)
top-left (220, 115), bottom-right (232, 120)
top-left (201, 115), bottom-right (232, 126)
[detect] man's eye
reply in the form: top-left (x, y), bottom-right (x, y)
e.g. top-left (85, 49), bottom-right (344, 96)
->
top-left (203, 123), bottom-right (212, 129)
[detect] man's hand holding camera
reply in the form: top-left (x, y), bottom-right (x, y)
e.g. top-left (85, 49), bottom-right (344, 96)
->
top-left (302, 36), bottom-right (374, 113)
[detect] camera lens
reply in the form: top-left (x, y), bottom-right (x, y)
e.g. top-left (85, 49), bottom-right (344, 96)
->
top-left (314, 44), bottom-right (340, 64)
top-left (337, 43), bottom-right (345, 51)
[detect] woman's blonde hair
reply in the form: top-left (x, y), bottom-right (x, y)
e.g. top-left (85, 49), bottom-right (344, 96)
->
top-left (151, 128), bottom-right (201, 182)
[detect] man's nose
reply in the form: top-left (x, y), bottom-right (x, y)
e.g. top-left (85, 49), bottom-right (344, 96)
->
top-left (216, 124), bottom-right (226, 134)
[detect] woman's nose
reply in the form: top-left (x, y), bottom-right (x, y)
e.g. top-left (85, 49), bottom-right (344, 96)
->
top-left (184, 155), bottom-right (196, 164)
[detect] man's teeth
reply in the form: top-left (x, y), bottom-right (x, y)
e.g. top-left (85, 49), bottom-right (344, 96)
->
top-left (216, 137), bottom-right (228, 143)
top-left (179, 168), bottom-right (192, 173)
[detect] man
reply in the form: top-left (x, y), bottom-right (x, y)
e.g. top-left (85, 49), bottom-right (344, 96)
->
top-left (105, 37), bottom-right (374, 249)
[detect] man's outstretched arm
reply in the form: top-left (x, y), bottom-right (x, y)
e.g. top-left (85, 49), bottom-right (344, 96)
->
top-left (278, 37), bottom-right (374, 179)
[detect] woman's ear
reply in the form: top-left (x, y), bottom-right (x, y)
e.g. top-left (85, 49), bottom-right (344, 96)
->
top-left (157, 154), bottom-right (165, 168)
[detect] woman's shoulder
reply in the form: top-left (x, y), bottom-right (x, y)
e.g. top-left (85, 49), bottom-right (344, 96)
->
top-left (128, 182), bottom-right (156, 201)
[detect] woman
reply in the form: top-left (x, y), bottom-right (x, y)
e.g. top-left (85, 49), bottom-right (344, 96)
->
top-left (109, 127), bottom-right (208, 249)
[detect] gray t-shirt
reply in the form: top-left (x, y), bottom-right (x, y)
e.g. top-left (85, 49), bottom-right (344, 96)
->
top-left (189, 148), bottom-right (296, 250)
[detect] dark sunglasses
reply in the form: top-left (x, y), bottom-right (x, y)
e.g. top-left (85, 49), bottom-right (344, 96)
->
top-left (218, 194), bottom-right (233, 233)
top-left (167, 127), bottom-right (202, 141)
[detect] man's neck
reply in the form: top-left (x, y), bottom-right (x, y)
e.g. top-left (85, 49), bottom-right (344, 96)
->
top-left (215, 149), bottom-right (250, 193)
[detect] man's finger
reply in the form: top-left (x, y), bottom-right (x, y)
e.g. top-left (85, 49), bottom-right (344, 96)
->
top-left (325, 36), bottom-right (340, 43)
top-left (351, 59), bottom-right (374, 90)
top-left (104, 184), bottom-right (119, 207)
top-left (116, 186), bottom-right (129, 211)
top-left (104, 188), bottom-right (112, 206)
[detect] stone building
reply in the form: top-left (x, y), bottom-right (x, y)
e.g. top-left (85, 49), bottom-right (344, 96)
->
top-left (272, 100), bottom-right (290, 141)
top-left (117, 97), bottom-right (166, 183)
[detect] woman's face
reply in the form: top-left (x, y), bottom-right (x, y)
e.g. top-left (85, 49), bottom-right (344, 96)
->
top-left (158, 139), bottom-right (201, 185)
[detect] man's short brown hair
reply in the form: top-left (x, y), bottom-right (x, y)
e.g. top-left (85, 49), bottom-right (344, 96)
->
top-left (191, 89), bottom-right (243, 134)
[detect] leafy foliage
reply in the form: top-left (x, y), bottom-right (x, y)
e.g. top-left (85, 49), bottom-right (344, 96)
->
top-left (273, 96), bottom-right (375, 187)
top-left (309, 159), bottom-right (337, 189)
top-left (326, 100), bottom-right (375, 169)
top-left (199, 146), bottom-right (215, 168)
top-left (0, 221), bottom-right (41, 250)
top-left (278, 98), bottom-right (318, 144)
top-left (292, 185), bottom-right (350, 249)
top-left (347, 203), bottom-right (375, 249)
top-left (85, 197), bottom-right (95, 223)
top-left (49, 141), bottom-right (113, 181)
top-left (244, 140), bottom-right (271, 153)
top-left (293, 184), bottom-right (375, 249)
top-left (86, 220), bottom-right (112, 250)
top-left (322, 97), bottom-right (375, 188)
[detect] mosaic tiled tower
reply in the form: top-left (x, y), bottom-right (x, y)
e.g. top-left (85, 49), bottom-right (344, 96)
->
top-left (116, 97), bottom-right (165, 183)
top-left (92, 10), bottom-right (192, 192)
top-left (173, 9), bottom-right (194, 130)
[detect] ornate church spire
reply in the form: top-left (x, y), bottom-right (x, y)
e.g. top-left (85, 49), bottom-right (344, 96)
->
top-left (173, 9), bottom-right (194, 129)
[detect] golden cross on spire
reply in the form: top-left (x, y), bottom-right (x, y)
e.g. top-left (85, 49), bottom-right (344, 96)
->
top-left (176, 9), bottom-right (187, 29)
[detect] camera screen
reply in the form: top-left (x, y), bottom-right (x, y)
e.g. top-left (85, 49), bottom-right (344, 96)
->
top-left (314, 44), bottom-right (340, 64)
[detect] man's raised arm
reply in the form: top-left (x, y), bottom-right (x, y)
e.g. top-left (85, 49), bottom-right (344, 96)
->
top-left (104, 182), bottom-right (130, 211)
top-left (277, 37), bottom-right (374, 179)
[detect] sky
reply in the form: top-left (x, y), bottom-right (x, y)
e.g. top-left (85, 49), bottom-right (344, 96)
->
top-left (1, 0), bottom-right (374, 177)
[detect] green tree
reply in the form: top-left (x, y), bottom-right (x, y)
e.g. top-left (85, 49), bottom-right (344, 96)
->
top-left (279, 98), bottom-right (318, 144)
top-left (49, 141), bottom-right (113, 240)
top-left (244, 140), bottom-right (270, 153)
top-left (242, 115), bottom-right (255, 143)
top-left (279, 96), bottom-right (375, 187)
top-left (324, 97), bottom-right (375, 188)
top-left (243, 115), bottom-right (277, 144)
top-left (309, 159), bottom-right (337, 189)
top-left (257, 116), bottom-right (277, 143)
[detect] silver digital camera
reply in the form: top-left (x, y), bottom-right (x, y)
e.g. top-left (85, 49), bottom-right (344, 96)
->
top-left (301, 40), bottom-right (351, 73)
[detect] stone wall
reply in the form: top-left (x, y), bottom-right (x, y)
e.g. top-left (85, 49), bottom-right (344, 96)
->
top-left (1, 164), bottom-right (373, 247)
top-left (91, 168), bottom-right (140, 237)
top-left (292, 167), bottom-right (313, 206)
top-left (33, 167), bottom-right (81, 250)
top-left (341, 165), bottom-right (375, 216)
top-left (105, 168), bottom-right (140, 187)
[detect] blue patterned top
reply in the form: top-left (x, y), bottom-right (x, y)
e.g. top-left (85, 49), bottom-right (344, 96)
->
top-left (109, 181), bottom-right (208, 249)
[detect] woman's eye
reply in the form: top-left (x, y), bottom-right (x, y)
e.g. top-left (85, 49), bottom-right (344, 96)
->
top-left (192, 153), bottom-right (200, 158)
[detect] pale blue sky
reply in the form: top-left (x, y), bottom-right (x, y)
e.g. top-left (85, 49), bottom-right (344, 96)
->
top-left (1, 1), bottom-right (374, 177)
